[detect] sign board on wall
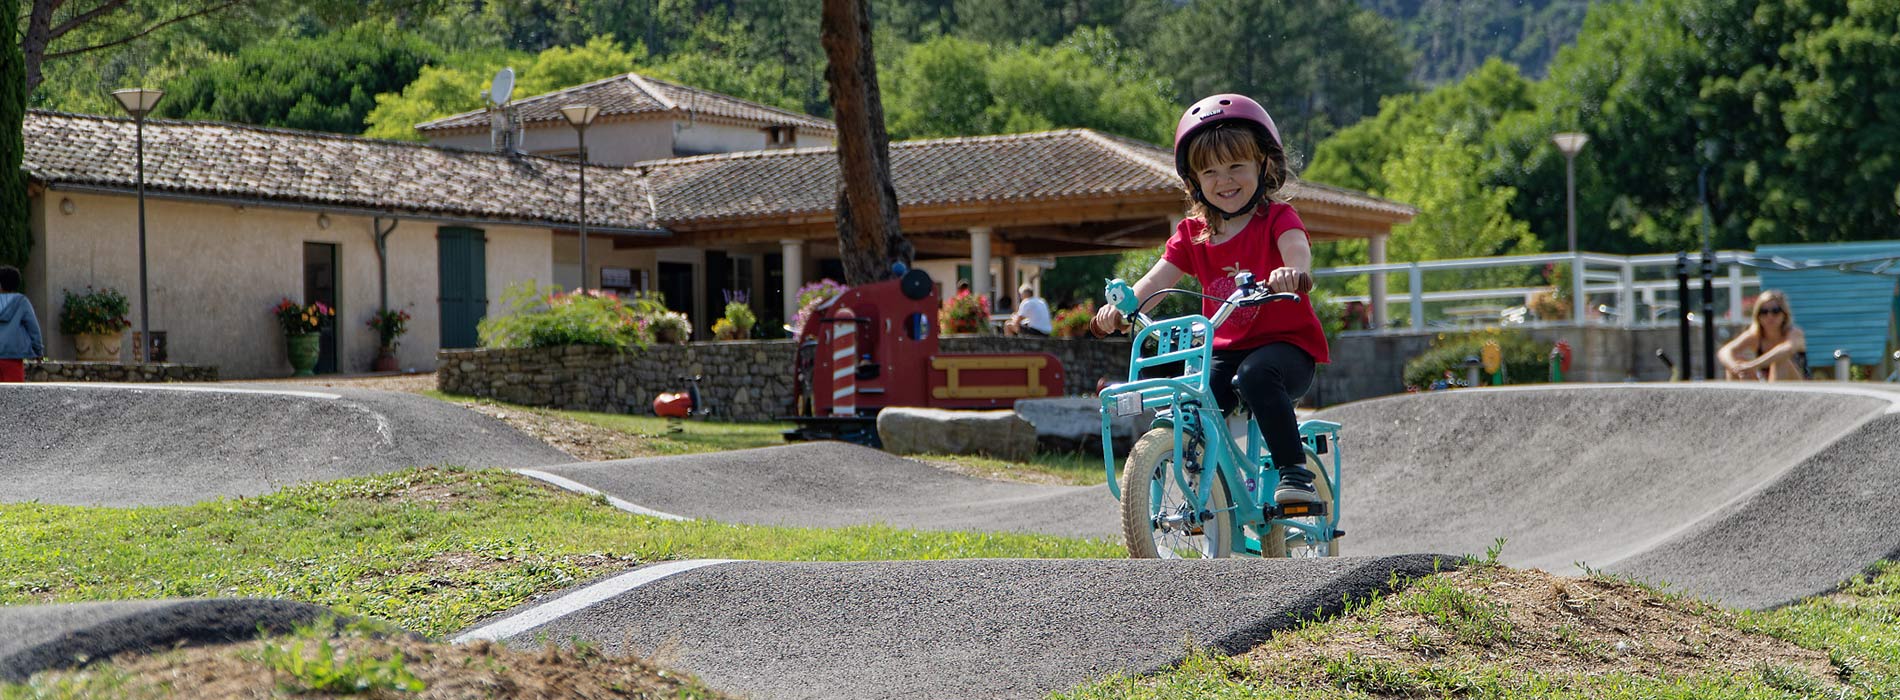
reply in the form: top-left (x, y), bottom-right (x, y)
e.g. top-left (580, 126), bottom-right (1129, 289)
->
top-left (601, 267), bottom-right (632, 288)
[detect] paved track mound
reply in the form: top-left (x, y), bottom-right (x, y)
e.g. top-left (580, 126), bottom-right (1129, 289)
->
top-left (0, 598), bottom-right (336, 682)
top-left (461, 555), bottom-right (1449, 700)
top-left (0, 384), bottom-right (569, 506)
top-left (1315, 384), bottom-right (1897, 608)
top-left (535, 441), bottom-right (1122, 540)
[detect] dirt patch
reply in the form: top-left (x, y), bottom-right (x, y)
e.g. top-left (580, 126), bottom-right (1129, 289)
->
top-left (247, 371), bottom-right (441, 394)
top-left (30, 631), bottom-right (734, 699)
top-left (454, 402), bottom-right (651, 462)
top-left (1251, 565), bottom-right (1838, 689)
top-left (916, 457), bottom-right (1077, 486)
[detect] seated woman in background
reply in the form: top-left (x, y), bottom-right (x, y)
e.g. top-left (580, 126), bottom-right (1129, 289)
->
top-left (1718, 289), bottom-right (1808, 381)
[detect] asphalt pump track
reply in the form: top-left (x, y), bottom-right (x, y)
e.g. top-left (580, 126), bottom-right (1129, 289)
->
top-left (4, 382), bottom-right (1896, 698)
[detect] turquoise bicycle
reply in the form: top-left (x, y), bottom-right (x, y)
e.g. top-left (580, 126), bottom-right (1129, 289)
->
top-left (1097, 273), bottom-right (1343, 559)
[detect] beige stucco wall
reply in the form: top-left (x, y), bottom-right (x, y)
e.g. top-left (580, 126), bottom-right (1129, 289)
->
top-left (31, 190), bottom-right (555, 378)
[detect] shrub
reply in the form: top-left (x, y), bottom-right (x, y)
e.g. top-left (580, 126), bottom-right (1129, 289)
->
top-left (58, 287), bottom-right (131, 335)
top-left (271, 298), bottom-right (334, 335)
top-left (366, 308), bottom-right (411, 347)
top-left (790, 279), bottom-right (847, 337)
top-left (1403, 328), bottom-right (1550, 390)
top-left (940, 292), bottom-right (990, 334)
top-left (723, 301), bottom-right (757, 339)
top-left (1050, 301), bottom-right (1095, 338)
top-left (477, 282), bottom-right (663, 350)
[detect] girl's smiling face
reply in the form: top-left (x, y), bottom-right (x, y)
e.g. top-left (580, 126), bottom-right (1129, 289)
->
top-left (1196, 158), bottom-right (1260, 213)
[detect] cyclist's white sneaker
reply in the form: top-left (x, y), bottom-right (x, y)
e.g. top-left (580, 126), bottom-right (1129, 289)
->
top-left (1275, 482), bottom-right (1319, 505)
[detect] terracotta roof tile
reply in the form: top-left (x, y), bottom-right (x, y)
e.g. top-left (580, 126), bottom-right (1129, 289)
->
top-left (24, 111), bottom-right (660, 231)
top-left (416, 72), bottom-right (836, 135)
top-left (640, 129), bottom-right (1415, 225)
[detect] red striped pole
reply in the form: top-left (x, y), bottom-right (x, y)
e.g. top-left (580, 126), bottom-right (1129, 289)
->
top-left (830, 307), bottom-right (857, 416)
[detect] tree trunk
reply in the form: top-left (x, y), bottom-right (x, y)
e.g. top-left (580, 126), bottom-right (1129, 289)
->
top-left (821, 0), bottom-right (910, 285)
top-left (21, 0), bottom-right (60, 94)
top-left (2, 0), bottom-right (32, 268)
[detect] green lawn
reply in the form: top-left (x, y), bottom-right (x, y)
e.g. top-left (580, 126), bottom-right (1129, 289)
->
top-left (0, 468), bottom-right (1121, 638)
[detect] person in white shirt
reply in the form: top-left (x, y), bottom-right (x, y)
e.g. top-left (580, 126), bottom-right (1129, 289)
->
top-left (1006, 283), bottom-right (1052, 337)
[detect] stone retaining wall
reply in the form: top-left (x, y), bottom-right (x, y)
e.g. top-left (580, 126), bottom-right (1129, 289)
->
top-left (23, 360), bottom-right (219, 383)
top-left (438, 336), bottom-right (1138, 421)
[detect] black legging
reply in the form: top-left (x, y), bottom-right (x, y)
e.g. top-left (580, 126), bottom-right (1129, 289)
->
top-left (1208, 342), bottom-right (1316, 486)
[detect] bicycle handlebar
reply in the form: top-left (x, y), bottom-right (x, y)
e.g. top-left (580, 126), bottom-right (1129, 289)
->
top-left (1104, 272), bottom-right (1300, 334)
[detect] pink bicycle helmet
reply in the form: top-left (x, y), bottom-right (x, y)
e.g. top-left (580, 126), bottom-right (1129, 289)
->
top-left (1173, 94), bottom-right (1283, 219)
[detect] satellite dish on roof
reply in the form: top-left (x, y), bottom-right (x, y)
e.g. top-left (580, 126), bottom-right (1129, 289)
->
top-left (489, 67), bottom-right (516, 106)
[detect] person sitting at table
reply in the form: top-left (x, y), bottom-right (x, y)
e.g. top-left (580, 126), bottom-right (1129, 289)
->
top-left (1004, 284), bottom-right (1052, 337)
top-left (1718, 289), bottom-right (1808, 381)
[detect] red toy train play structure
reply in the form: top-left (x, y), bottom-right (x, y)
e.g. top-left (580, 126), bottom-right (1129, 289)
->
top-left (784, 267), bottom-right (1064, 446)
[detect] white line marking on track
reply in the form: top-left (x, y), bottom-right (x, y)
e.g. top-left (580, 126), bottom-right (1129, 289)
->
top-left (452, 559), bottom-right (738, 643)
top-left (2, 383), bottom-right (342, 400)
top-left (511, 469), bottom-right (689, 521)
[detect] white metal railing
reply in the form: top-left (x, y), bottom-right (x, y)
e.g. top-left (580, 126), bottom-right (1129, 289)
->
top-left (1316, 250), bottom-right (1757, 332)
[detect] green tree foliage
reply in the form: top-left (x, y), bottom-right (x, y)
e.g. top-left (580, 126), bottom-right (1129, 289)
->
top-left (362, 36), bottom-right (644, 141)
top-left (1312, 0), bottom-right (1900, 258)
top-left (1145, 0), bottom-right (1413, 157)
top-left (1377, 134), bottom-right (1542, 288)
top-left (1352, 0), bottom-right (1602, 84)
top-left (885, 28), bottom-right (1175, 143)
top-left (2, 0), bottom-right (28, 268)
top-left (157, 23), bottom-right (439, 133)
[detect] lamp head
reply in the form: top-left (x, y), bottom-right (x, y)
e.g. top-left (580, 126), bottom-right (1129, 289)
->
top-left (1552, 132), bottom-right (1589, 157)
top-left (111, 88), bottom-right (165, 119)
top-left (560, 104), bottom-right (601, 129)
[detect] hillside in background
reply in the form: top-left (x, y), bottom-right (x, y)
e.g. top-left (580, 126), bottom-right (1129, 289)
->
top-left (1353, 0), bottom-right (1603, 84)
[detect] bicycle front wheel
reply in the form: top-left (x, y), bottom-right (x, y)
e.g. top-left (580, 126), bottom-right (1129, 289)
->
top-left (1121, 427), bottom-right (1233, 559)
top-left (1265, 452), bottom-right (1340, 558)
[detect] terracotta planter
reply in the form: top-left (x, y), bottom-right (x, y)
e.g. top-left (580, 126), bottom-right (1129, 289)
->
top-left (373, 346), bottom-right (400, 372)
top-left (73, 331), bottom-right (124, 363)
top-left (286, 332), bottom-right (320, 377)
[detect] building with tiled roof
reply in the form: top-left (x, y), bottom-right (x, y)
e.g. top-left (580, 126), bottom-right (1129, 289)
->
top-left (17, 81), bottom-right (1413, 380)
top-left (417, 72), bottom-right (837, 165)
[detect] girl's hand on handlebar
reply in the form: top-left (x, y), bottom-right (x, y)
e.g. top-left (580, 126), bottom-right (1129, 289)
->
top-left (1267, 267), bottom-right (1313, 294)
top-left (1090, 304), bottom-right (1127, 337)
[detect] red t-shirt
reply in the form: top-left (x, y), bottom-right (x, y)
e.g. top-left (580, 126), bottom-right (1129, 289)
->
top-left (1161, 202), bottom-right (1330, 362)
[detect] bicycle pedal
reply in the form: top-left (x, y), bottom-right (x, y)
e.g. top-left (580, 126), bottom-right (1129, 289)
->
top-left (1274, 501), bottom-right (1327, 518)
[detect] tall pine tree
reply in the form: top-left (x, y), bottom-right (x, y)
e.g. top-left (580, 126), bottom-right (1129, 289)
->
top-left (2, 0), bottom-right (29, 269)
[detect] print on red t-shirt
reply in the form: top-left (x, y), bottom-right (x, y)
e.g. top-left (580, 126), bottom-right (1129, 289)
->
top-left (1161, 203), bottom-right (1330, 363)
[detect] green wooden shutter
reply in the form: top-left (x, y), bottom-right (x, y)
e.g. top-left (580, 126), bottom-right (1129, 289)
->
top-left (437, 227), bottom-right (487, 349)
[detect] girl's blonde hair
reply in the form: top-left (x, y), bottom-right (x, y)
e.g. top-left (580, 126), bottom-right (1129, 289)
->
top-left (1749, 289), bottom-right (1795, 336)
top-left (1183, 123), bottom-right (1292, 243)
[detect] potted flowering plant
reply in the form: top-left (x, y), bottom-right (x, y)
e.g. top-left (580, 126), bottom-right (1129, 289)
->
top-left (59, 287), bottom-right (132, 362)
top-left (272, 298), bottom-right (334, 376)
top-left (367, 307), bottom-right (411, 371)
top-left (939, 292), bottom-right (990, 335)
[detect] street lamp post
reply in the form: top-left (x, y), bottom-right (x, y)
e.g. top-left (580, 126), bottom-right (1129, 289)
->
top-left (1552, 132), bottom-right (1590, 255)
top-left (1552, 132), bottom-right (1590, 320)
top-left (112, 87), bottom-right (165, 363)
top-left (559, 104), bottom-right (600, 290)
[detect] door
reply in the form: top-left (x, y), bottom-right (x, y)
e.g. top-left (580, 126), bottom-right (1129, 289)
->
top-left (303, 242), bottom-right (339, 374)
top-left (437, 227), bottom-right (487, 349)
top-left (658, 261), bottom-right (695, 334)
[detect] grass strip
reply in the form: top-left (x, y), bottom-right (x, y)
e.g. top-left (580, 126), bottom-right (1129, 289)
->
top-left (0, 467), bottom-right (1121, 638)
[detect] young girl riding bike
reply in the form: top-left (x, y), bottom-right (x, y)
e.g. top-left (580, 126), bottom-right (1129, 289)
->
top-left (1092, 94), bottom-right (1328, 506)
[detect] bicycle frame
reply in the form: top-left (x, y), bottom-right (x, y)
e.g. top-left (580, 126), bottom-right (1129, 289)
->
top-left (1097, 289), bottom-right (1342, 557)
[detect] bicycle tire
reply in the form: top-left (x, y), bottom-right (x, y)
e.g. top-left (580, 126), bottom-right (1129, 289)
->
top-left (1264, 452), bottom-right (1340, 558)
top-left (1121, 427), bottom-right (1233, 559)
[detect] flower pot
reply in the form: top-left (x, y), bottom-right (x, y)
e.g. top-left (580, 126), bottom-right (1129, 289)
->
top-left (373, 346), bottom-right (400, 372)
top-left (286, 332), bottom-right (321, 377)
top-left (73, 331), bottom-right (124, 363)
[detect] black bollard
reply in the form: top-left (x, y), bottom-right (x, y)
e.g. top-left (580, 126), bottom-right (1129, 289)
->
top-left (1676, 253), bottom-right (1693, 380)
top-left (1700, 251), bottom-right (1717, 380)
